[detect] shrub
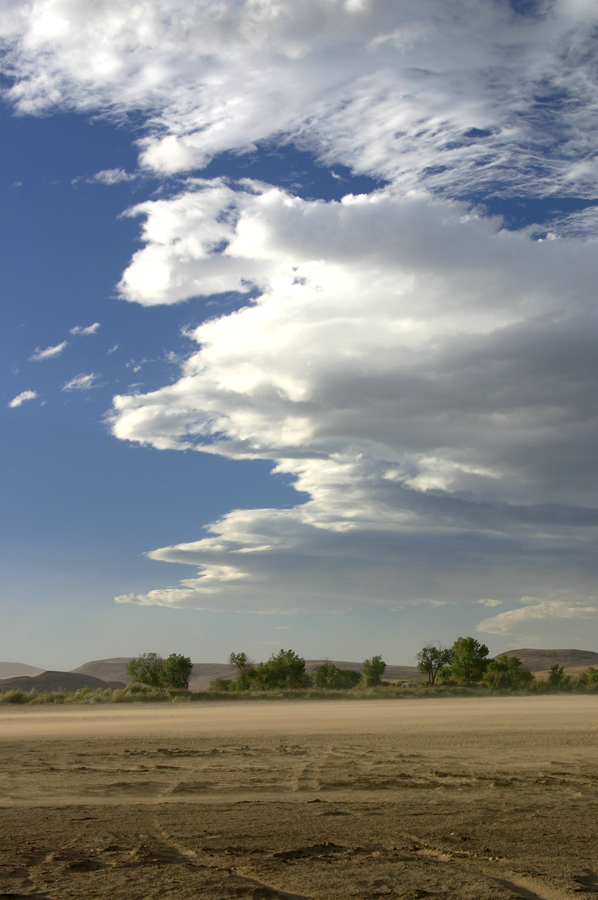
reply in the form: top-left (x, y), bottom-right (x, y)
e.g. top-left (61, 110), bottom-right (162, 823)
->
top-left (483, 655), bottom-right (534, 692)
top-left (209, 678), bottom-right (235, 692)
top-left (127, 652), bottom-right (193, 690)
top-left (576, 667), bottom-right (598, 690)
top-left (313, 662), bottom-right (362, 690)
top-left (1, 689), bottom-right (27, 704)
top-left (249, 649), bottom-right (312, 690)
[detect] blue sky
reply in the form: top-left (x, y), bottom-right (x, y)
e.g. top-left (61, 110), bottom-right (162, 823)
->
top-left (2, 0), bottom-right (598, 669)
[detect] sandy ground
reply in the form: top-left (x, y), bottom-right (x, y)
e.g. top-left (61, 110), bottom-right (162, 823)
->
top-left (0, 696), bottom-right (597, 899)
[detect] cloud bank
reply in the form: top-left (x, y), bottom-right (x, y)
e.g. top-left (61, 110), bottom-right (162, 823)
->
top-left (3, 0), bottom-right (598, 632)
top-left (111, 180), bottom-right (598, 618)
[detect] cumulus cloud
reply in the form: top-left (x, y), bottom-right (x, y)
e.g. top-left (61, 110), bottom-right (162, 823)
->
top-left (1, 1), bottom-right (598, 202)
top-left (109, 179), bottom-right (598, 612)
top-left (62, 372), bottom-right (99, 391)
top-left (29, 341), bottom-right (67, 361)
top-left (8, 390), bottom-right (38, 408)
top-left (70, 322), bottom-right (100, 335)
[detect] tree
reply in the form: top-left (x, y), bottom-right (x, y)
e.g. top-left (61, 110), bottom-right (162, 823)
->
top-left (483, 655), bottom-right (534, 692)
top-left (576, 667), bottom-right (598, 689)
top-left (250, 649), bottom-right (312, 690)
top-left (363, 655), bottom-right (386, 686)
top-left (209, 678), bottom-right (234, 692)
top-left (127, 652), bottom-right (165, 688)
top-left (161, 654), bottom-right (193, 689)
top-left (547, 663), bottom-right (571, 690)
top-left (229, 652), bottom-right (254, 691)
top-left (313, 662), bottom-right (363, 690)
top-left (417, 644), bottom-right (453, 685)
top-left (450, 637), bottom-right (489, 684)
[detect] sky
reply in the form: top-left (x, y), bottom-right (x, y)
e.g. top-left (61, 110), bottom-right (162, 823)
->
top-left (2, 0), bottom-right (598, 670)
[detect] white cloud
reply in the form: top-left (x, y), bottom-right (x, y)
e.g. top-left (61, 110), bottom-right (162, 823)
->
top-left (29, 341), bottom-right (67, 361)
top-left (477, 595), bottom-right (598, 635)
top-left (62, 372), bottom-right (99, 391)
top-left (8, 390), bottom-right (39, 408)
top-left (3, 1), bottom-right (598, 622)
top-left (70, 322), bottom-right (100, 335)
top-left (87, 168), bottom-right (136, 185)
top-left (1, 1), bottom-right (598, 201)
top-left (108, 179), bottom-right (598, 612)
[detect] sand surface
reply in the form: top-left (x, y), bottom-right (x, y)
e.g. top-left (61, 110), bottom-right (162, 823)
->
top-left (0, 696), bottom-right (597, 899)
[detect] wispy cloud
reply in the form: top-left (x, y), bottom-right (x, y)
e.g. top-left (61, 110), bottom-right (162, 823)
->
top-left (8, 390), bottom-right (38, 408)
top-left (29, 341), bottom-right (67, 361)
top-left (70, 322), bottom-right (100, 336)
top-left (86, 168), bottom-right (136, 185)
top-left (62, 372), bottom-right (99, 392)
top-left (3, 1), bottom-right (598, 202)
top-left (478, 596), bottom-right (598, 636)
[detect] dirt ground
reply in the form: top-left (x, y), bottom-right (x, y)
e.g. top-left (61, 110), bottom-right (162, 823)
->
top-left (0, 696), bottom-right (597, 899)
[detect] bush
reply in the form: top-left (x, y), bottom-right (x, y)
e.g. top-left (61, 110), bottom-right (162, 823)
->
top-left (127, 652), bottom-right (193, 690)
top-left (576, 667), bottom-right (598, 690)
top-left (483, 655), bottom-right (534, 692)
top-left (0, 689), bottom-right (27, 704)
top-left (313, 662), bottom-right (362, 690)
top-left (209, 678), bottom-right (235, 692)
top-left (249, 649), bottom-right (312, 690)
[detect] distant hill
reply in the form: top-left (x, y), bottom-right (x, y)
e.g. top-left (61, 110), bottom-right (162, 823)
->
top-left (0, 662), bottom-right (44, 680)
top-left (498, 648), bottom-right (598, 674)
top-left (0, 671), bottom-right (125, 693)
top-left (72, 657), bottom-right (135, 684)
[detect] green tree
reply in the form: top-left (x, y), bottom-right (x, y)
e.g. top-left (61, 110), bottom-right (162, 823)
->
top-left (450, 637), bottom-right (489, 684)
top-left (161, 654), bottom-right (193, 689)
top-left (363, 655), bottom-right (386, 686)
top-left (313, 662), bottom-right (362, 690)
top-left (417, 644), bottom-right (453, 685)
top-left (250, 649), bottom-right (312, 690)
top-left (229, 652), bottom-right (254, 691)
top-left (547, 663), bottom-right (571, 690)
top-left (483, 655), bottom-right (534, 692)
top-left (209, 677), bottom-right (234, 692)
top-left (127, 652), bottom-right (165, 688)
top-left (576, 667), bottom-right (598, 689)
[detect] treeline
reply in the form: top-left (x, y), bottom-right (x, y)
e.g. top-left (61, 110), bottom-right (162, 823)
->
top-left (417, 637), bottom-right (598, 692)
top-left (209, 651), bottom-right (385, 692)
top-left (120, 643), bottom-right (598, 694)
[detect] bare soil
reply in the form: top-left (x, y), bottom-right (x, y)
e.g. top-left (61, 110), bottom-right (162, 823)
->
top-left (0, 697), bottom-right (597, 899)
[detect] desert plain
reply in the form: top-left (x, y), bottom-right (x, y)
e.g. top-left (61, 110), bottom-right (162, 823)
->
top-left (0, 696), bottom-right (597, 899)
